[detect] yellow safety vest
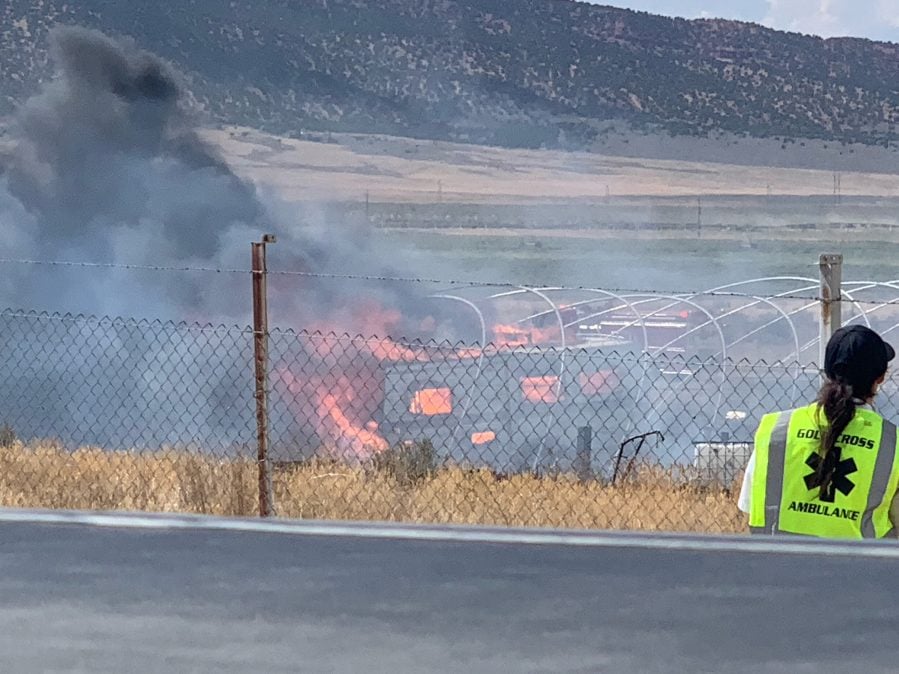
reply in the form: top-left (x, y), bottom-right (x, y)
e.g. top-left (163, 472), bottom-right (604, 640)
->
top-left (749, 403), bottom-right (899, 538)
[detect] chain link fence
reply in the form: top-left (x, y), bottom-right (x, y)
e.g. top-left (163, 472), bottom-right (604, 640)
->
top-left (3, 307), bottom-right (898, 533)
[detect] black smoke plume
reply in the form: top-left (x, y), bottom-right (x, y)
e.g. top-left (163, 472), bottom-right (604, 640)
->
top-left (0, 24), bottom-right (471, 340)
top-left (0, 26), bottom-right (478, 455)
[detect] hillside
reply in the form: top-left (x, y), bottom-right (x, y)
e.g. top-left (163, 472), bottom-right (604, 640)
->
top-left (3, 0), bottom-right (899, 150)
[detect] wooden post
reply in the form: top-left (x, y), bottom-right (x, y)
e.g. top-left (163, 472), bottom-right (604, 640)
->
top-left (819, 253), bottom-right (843, 374)
top-left (252, 235), bottom-right (276, 517)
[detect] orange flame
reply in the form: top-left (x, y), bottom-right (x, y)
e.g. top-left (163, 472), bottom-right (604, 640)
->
top-left (493, 323), bottom-right (561, 348)
top-left (305, 332), bottom-right (427, 363)
top-left (319, 392), bottom-right (388, 458)
top-left (410, 387), bottom-right (453, 416)
top-left (280, 301), bottom-right (448, 460)
top-left (281, 300), bottom-right (491, 459)
top-left (471, 431), bottom-right (496, 445)
top-left (521, 376), bottom-right (560, 403)
top-left (280, 368), bottom-right (389, 460)
top-left (306, 301), bottom-right (430, 363)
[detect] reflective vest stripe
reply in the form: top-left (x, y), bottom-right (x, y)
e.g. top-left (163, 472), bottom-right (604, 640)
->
top-left (861, 419), bottom-right (897, 538)
top-left (761, 410), bottom-right (793, 534)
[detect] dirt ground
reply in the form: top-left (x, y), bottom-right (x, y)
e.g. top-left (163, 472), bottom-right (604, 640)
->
top-left (203, 125), bottom-right (899, 205)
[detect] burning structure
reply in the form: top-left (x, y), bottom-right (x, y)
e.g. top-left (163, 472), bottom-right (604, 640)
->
top-left (379, 343), bottom-right (639, 474)
top-left (263, 274), bottom-right (834, 475)
top-left (270, 325), bottom-right (648, 474)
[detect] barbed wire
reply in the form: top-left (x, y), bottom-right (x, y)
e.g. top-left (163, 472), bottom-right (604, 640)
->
top-left (4, 257), bottom-right (899, 305)
top-left (0, 258), bottom-right (244, 275)
top-left (0, 308), bottom-right (251, 334)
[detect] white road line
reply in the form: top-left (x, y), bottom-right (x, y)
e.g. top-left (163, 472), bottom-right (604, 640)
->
top-left (0, 508), bottom-right (898, 559)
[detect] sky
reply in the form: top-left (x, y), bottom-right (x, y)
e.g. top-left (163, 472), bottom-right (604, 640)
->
top-left (594, 1), bottom-right (899, 42)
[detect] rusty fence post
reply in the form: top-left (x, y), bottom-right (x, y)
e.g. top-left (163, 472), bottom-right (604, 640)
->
top-left (252, 234), bottom-right (276, 517)
top-left (818, 253), bottom-right (843, 375)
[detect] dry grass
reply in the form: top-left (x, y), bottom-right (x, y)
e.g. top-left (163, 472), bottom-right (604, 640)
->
top-left (204, 125), bottom-right (899, 204)
top-left (0, 441), bottom-right (746, 534)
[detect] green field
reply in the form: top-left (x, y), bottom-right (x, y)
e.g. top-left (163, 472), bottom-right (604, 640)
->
top-left (377, 229), bottom-right (899, 290)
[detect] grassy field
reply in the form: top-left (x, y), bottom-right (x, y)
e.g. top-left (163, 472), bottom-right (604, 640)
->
top-left (0, 440), bottom-right (746, 534)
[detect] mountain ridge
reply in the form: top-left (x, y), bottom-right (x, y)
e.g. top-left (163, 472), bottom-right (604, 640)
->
top-left (2, 0), bottom-right (899, 151)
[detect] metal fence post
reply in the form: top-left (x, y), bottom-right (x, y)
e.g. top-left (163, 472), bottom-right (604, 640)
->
top-left (818, 253), bottom-right (843, 372)
top-left (252, 235), bottom-right (276, 517)
top-left (575, 426), bottom-right (592, 482)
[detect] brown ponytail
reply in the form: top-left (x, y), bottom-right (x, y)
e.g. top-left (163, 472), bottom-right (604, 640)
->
top-left (815, 379), bottom-right (858, 499)
top-left (816, 325), bottom-right (894, 499)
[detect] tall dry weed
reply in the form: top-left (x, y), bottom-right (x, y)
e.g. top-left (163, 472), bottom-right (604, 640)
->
top-left (0, 441), bottom-right (746, 534)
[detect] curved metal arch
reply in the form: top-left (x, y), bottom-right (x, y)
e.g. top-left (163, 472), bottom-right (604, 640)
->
top-left (663, 290), bottom-right (806, 362)
top-left (721, 282), bottom-right (883, 361)
top-left (566, 295), bottom-right (676, 338)
top-left (578, 295), bottom-right (728, 364)
top-left (489, 286), bottom-right (659, 471)
top-left (517, 288), bottom-right (650, 354)
top-left (486, 286), bottom-right (570, 472)
top-left (428, 294), bottom-right (488, 451)
top-left (863, 283), bottom-right (899, 338)
top-left (428, 294), bottom-right (489, 349)
top-left (716, 286), bottom-right (818, 355)
top-left (594, 276), bottom-right (818, 341)
top-left (486, 286), bottom-right (567, 353)
top-left (700, 277), bottom-right (872, 365)
top-left (559, 295), bottom-right (665, 333)
top-left (432, 275), bottom-right (896, 471)
top-left (544, 278), bottom-right (817, 357)
top-left (600, 293), bottom-right (730, 431)
top-left (797, 286), bottom-right (871, 356)
top-left (615, 277), bottom-right (863, 363)
top-left (701, 276), bottom-right (818, 294)
top-left (835, 284), bottom-right (873, 329)
top-left (663, 293), bottom-right (803, 405)
top-left (715, 284), bottom-right (817, 352)
top-left (560, 289), bottom-right (654, 443)
top-left (508, 287), bottom-right (659, 459)
top-left (837, 281), bottom-right (899, 327)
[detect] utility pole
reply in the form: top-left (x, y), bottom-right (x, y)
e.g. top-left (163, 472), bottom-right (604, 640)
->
top-left (252, 234), bottom-right (276, 517)
top-left (697, 196), bottom-right (702, 238)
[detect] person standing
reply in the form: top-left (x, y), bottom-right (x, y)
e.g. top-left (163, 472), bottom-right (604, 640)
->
top-left (738, 325), bottom-right (899, 538)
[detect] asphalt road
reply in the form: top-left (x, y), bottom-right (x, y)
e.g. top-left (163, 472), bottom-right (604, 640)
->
top-left (0, 512), bottom-right (897, 673)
